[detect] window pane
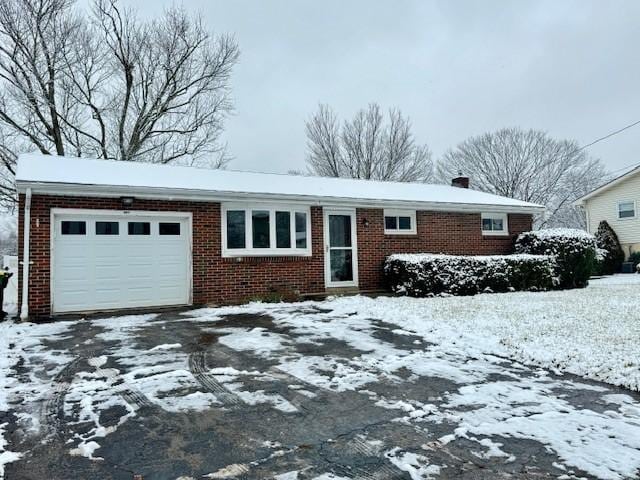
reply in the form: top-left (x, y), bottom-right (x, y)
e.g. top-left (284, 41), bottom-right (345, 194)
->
top-left (295, 212), bottom-right (307, 248)
top-left (619, 202), bottom-right (635, 218)
top-left (159, 222), bottom-right (180, 235)
top-left (61, 221), bottom-right (86, 235)
top-left (276, 211), bottom-right (291, 248)
top-left (252, 210), bottom-right (270, 248)
top-left (227, 210), bottom-right (245, 249)
top-left (385, 216), bottom-right (397, 230)
top-left (128, 222), bottom-right (150, 235)
top-left (330, 250), bottom-right (353, 282)
top-left (329, 215), bottom-right (351, 247)
top-left (492, 218), bottom-right (504, 231)
top-left (482, 218), bottom-right (493, 231)
top-left (398, 216), bottom-right (412, 230)
top-left (96, 221), bottom-right (119, 235)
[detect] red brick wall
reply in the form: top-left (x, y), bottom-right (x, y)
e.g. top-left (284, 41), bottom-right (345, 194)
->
top-left (17, 194), bottom-right (532, 317)
top-left (18, 195), bottom-right (325, 317)
top-left (356, 209), bottom-right (532, 291)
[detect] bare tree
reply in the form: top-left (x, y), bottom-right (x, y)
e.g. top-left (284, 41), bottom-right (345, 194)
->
top-left (0, 0), bottom-right (239, 207)
top-left (437, 128), bottom-right (607, 228)
top-left (305, 103), bottom-right (433, 182)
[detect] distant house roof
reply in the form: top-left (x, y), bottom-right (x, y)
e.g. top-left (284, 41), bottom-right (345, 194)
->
top-left (15, 154), bottom-right (544, 213)
top-left (574, 164), bottom-right (640, 205)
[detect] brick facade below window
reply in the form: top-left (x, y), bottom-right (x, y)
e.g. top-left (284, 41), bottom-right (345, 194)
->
top-left (17, 194), bottom-right (532, 318)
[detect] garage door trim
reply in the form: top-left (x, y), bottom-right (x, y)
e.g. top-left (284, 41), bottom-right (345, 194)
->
top-left (50, 208), bottom-right (193, 314)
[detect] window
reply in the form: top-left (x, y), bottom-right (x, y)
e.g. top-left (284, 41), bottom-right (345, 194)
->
top-left (61, 221), bottom-right (86, 235)
top-left (96, 221), bottom-right (119, 235)
top-left (252, 210), bottom-right (270, 248)
top-left (618, 201), bottom-right (636, 219)
top-left (159, 222), bottom-right (181, 235)
top-left (128, 222), bottom-right (150, 235)
top-left (383, 210), bottom-right (416, 234)
top-left (295, 212), bottom-right (307, 248)
top-left (276, 211), bottom-right (291, 248)
top-left (481, 213), bottom-right (508, 235)
top-left (222, 204), bottom-right (311, 256)
top-left (226, 211), bottom-right (246, 249)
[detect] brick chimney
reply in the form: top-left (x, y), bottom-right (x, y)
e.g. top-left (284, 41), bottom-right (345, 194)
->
top-left (451, 176), bottom-right (469, 189)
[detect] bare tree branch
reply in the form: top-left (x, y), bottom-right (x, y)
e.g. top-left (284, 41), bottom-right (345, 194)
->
top-left (437, 127), bottom-right (608, 228)
top-left (0, 0), bottom-right (239, 208)
top-left (305, 103), bottom-right (433, 183)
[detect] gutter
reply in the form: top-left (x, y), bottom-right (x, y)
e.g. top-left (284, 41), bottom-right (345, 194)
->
top-left (20, 187), bottom-right (32, 320)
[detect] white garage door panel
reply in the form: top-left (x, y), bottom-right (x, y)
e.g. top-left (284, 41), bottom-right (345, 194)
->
top-left (52, 213), bottom-right (191, 313)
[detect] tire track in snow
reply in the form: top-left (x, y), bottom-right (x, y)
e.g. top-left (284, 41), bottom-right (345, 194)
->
top-left (188, 351), bottom-right (242, 406)
top-left (40, 356), bottom-right (84, 436)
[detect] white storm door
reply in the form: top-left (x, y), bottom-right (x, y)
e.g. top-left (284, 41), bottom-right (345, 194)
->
top-left (323, 209), bottom-right (359, 288)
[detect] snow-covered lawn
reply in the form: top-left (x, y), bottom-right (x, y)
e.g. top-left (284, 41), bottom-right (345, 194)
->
top-left (0, 274), bottom-right (639, 479)
top-left (321, 273), bottom-right (640, 391)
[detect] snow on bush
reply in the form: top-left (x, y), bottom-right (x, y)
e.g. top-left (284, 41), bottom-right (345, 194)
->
top-left (384, 254), bottom-right (557, 297)
top-left (515, 228), bottom-right (596, 289)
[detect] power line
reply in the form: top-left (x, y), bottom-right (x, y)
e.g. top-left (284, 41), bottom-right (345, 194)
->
top-left (577, 118), bottom-right (640, 153)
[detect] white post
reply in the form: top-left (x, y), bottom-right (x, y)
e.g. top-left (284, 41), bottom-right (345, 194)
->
top-left (20, 188), bottom-right (32, 320)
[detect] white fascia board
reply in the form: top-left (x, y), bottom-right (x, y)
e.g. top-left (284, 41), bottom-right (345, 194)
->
top-left (573, 166), bottom-right (640, 205)
top-left (16, 181), bottom-right (546, 215)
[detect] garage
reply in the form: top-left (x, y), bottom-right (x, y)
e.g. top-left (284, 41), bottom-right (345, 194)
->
top-left (51, 209), bottom-right (192, 313)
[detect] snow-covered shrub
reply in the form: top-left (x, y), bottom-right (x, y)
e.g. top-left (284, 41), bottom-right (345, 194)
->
top-left (514, 228), bottom-right (596, 289)
top-left (594, 221), bottom-right (625, 275)
top-left (0, 214), bottom-right (17, 256)
top-left (384, 254), bottom-right (557, 297)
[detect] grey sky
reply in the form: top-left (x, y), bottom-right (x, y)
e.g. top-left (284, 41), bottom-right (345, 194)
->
top-left (128, 0), bottom-right (640, 175)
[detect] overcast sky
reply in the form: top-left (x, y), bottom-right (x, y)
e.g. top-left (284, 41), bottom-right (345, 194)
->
top-left (128, 0), bottom-right (640, 175)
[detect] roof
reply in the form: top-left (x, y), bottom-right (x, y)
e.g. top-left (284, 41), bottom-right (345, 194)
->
top-left (574, 164), bottom-right (640, 205)
top-left (15, 154), bottom-right (544, 213)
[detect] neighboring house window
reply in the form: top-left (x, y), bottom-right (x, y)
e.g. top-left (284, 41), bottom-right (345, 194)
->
top-left (384, 210), bottom-right (417, 235)
top-left (222, 204), bottom-right (312, 256)
top-left (481, 213), bottom-right (508, 235)
top-left (617, 201), bottom-right (636, 219)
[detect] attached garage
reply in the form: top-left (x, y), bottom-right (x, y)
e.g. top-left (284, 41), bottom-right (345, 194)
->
top-left (51, 209), bottom-right (192, 313)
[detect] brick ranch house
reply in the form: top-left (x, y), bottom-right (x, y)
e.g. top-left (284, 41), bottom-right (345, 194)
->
top-left (15, 154), bottom-right (544, 318)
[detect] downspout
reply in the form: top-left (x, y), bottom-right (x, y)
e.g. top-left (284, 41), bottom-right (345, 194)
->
top-left (20, 188), bottom-right (32, 320)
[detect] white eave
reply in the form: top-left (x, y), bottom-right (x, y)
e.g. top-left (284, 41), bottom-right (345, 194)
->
top-left (573, 164), bottom-right (640, 206)
top-left (15, 154), bottom-right (546, 215)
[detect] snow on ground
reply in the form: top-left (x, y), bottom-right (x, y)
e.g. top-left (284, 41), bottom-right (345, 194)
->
top-left (0, 320), bottom-right (73, 476)
top-left (1, 275), bottom-right (640, 478)
top-left (323, 274), bottom-right (640, 391)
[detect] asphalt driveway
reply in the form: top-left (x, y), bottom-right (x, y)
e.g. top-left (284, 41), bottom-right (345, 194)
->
top-left (2, 302), bottom-right (640, 479)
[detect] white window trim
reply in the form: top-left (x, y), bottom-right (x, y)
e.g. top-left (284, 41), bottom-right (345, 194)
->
top-left (383, 209), bottom-right (417, 235)
top-left (481, 212), bottom-right (509, 236)
top-left (221, 203), bottom-right (312, 257)
top-left (616, 200), bottom-right (636, 220)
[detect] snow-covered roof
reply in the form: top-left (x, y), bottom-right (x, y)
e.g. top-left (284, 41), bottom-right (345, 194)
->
top-left (574, 164), bottom-right (640, 205)
top-left (15, 154), bottom-right (544, 213)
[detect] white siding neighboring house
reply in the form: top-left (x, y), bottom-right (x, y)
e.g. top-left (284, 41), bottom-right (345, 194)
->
top-left (574, 165), bottom-right (640, 258)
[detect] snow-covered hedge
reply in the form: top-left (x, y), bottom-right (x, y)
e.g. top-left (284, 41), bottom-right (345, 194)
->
top-left (384, 254), bottom-right (558, 297)
top-left (514, 228), bottom-right (596, 289)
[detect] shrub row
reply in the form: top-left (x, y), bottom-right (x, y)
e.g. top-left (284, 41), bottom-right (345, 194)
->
top-left (384, 253), bottom-right (558, 297)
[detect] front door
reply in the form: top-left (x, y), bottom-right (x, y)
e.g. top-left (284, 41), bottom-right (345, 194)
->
top-left (324, 209), bottom-right (358, 288)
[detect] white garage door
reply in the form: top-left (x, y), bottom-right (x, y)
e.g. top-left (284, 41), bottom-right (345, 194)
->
top-left (52, 211), bottom-right (191, 313)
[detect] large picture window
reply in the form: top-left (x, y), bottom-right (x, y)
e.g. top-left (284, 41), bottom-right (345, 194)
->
top-left (222, 204), bottom-right (312, 256)
top-left (481, 213), bottom-right (509, 235)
